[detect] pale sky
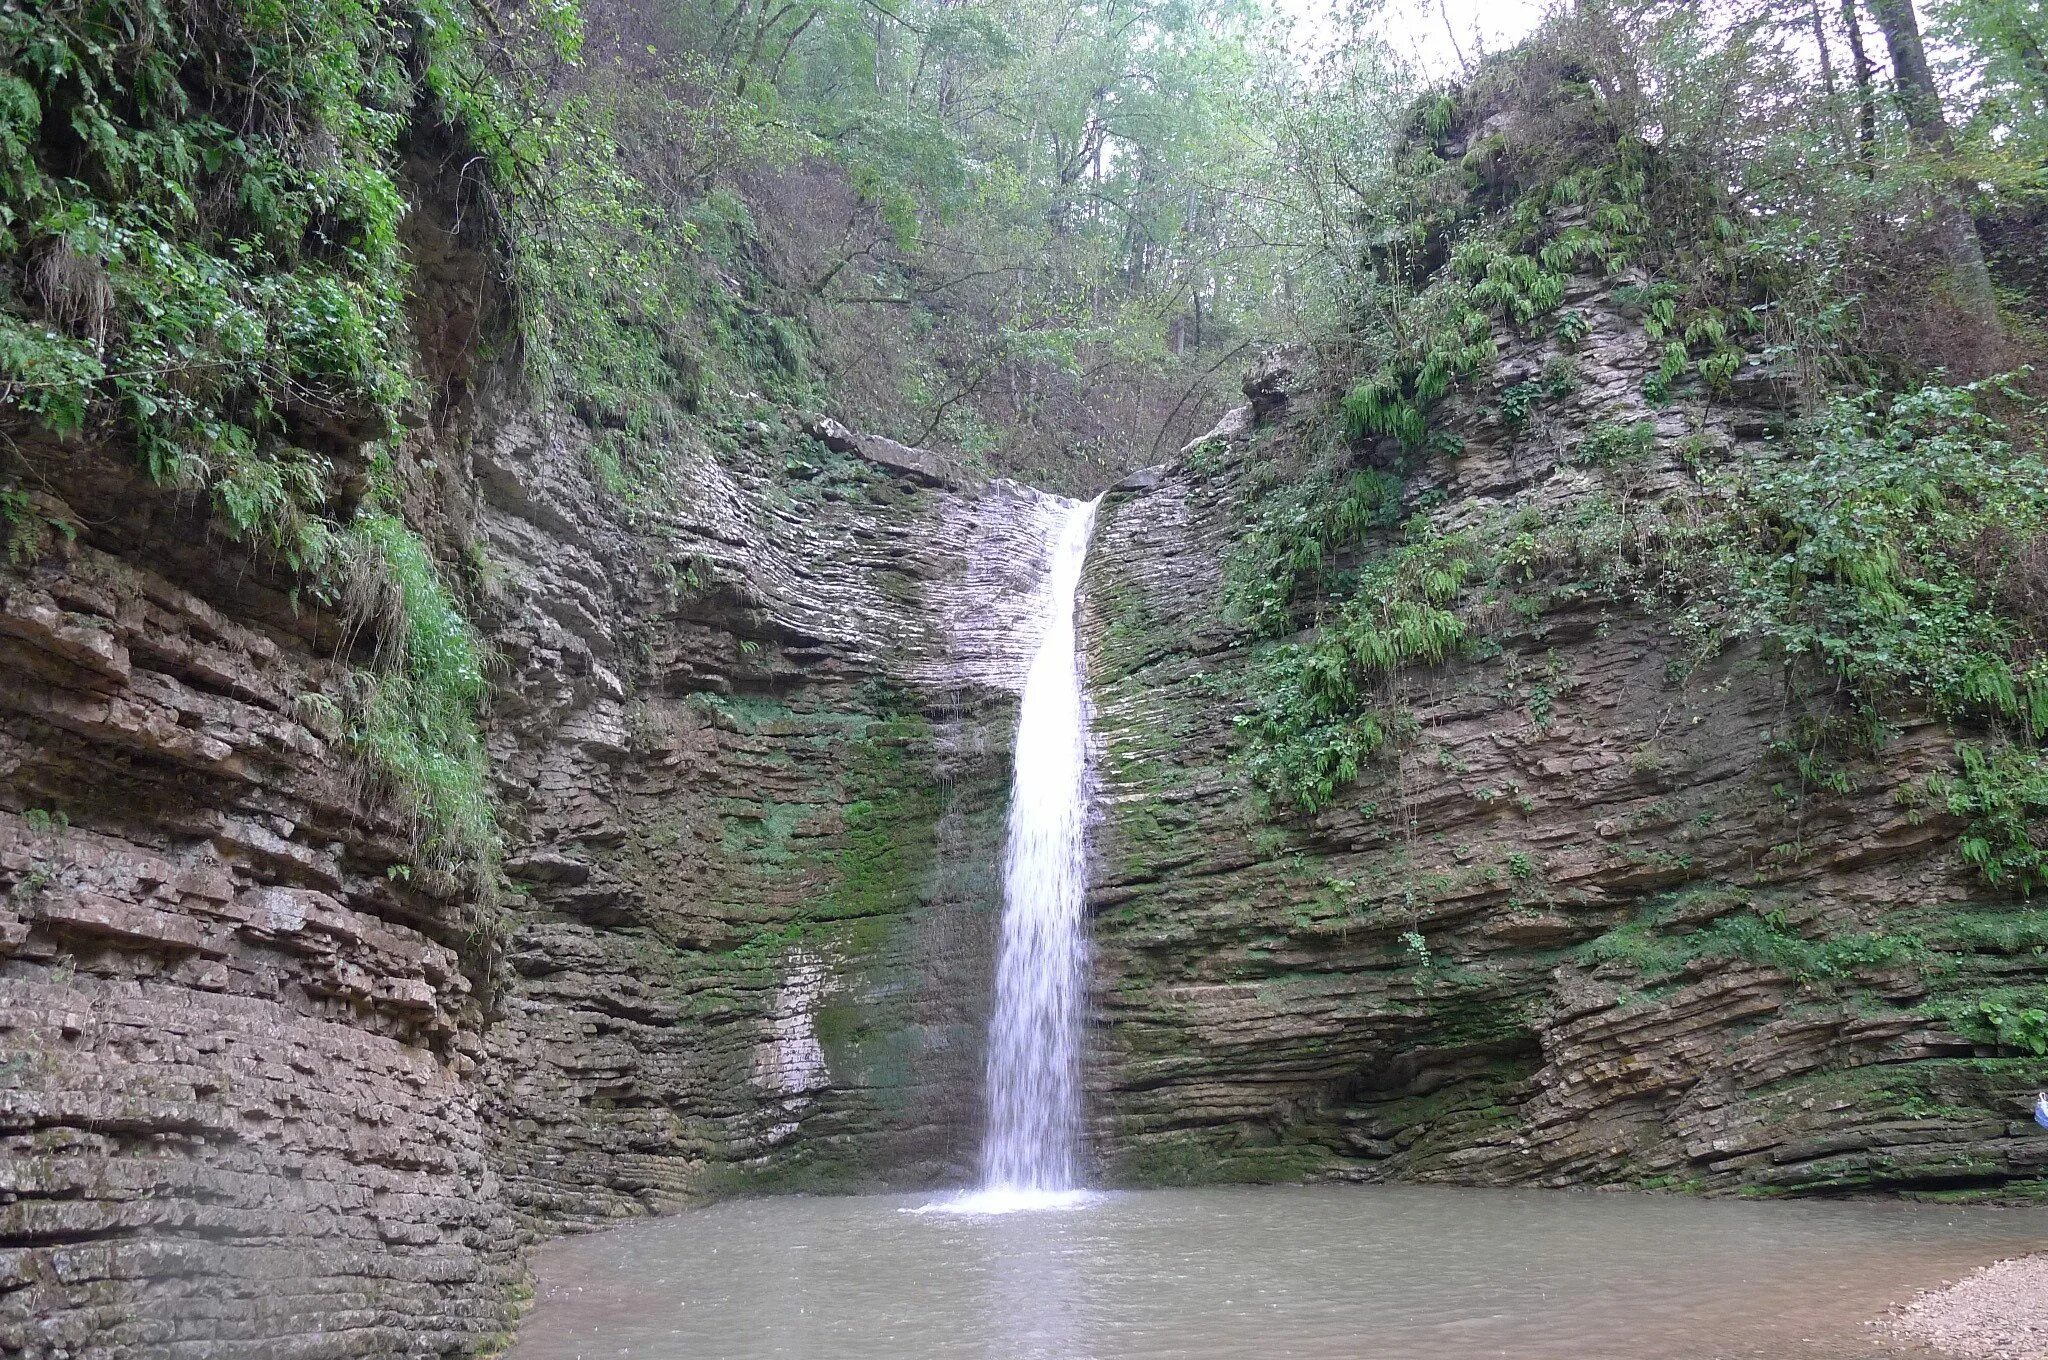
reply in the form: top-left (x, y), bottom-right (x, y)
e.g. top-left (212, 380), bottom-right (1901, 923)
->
top-left (1277, 0), bottom-right (1555, 76)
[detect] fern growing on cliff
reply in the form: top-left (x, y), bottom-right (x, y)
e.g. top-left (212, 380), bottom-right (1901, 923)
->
top-left (0, 0), bottom-right (561, 899)
top-left (1236, 518), bottom-right (1472, 813)
top-left (1225, 464), bottom-right (1403, 636)
top-left (1693, 376), bottom-right (2048, 736)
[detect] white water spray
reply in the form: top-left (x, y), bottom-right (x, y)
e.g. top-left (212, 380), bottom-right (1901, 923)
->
top-left (935, 493), bottom-right (1101, 1215)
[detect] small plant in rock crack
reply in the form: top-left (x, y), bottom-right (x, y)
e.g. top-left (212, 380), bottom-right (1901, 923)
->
top-left (1975, 996), bottom-right (2048, 1056)
top-left (20, 808), bottom-right (67, 835)
top-left (1, 486), bottom-right (78, 565)
top-left (1400, 929), bottom-right (1433, 970)
top-left (1564, 418), bottom-right (1658, 467)
top-left (1500, 380), bottom-right (1547, 428)
top-left (8, 865), bottom-right (54, 903)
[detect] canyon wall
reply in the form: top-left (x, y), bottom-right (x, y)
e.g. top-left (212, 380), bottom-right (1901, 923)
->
top-left (0, 401), bottom-right (1058, 1354)
top-left (8, 288), bottom-right (2045, 1359)
top-left (472, 411), bottom-right (1059, 1224)
top-left (0, 435), bottom-right (523, 1356)
top-left (1079, 281), bottom-right (2048, 1198)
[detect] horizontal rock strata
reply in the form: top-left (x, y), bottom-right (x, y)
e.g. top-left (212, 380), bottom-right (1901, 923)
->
top-left (0, 406), bottom-right (1065, 1354)
top-left (0, 457), bottom-right (517, 1358)
top-left (1078, 282), bottom-right (2048, 1197)
top-left (472, 410), bottom-right (1066, 1222)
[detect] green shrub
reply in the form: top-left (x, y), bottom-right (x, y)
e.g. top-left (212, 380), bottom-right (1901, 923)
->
top-left (1976, 996), bottom-right (2048, 1056)
top-left (1930, 743), bottom-right (2048, 895)
top-left (1565, 419), bottom-right (1658, 467)
top-left (1225, 466), bottom-right (1402, 636)
top-left (1935, 990), bottom-right (2048, 1056)
top-left (1341, 299), bottom-right (1496, 450)
top-left (1694, 379), bottom-right (2048, 729)
top-left (0, 0), bottom-right (448, 478)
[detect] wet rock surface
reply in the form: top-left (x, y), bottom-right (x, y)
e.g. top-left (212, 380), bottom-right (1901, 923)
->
top-left (0, 406), bottom-right (1063, 1353)
top-left (1078, 282), bottom-right (2048, 1196)
top-left (473, 410), bottom-right (1063, 1224)
top-left (0, 453), bottom-right (520, 1357)
top-left (4, 260), bottom-right (2043, 1359)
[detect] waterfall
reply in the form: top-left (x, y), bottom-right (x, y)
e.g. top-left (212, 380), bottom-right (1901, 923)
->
top-left (961, 492), bottom-right (1102, 1212)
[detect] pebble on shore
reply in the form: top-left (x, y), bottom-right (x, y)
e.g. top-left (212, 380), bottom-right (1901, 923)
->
top-left (1884, 1255), bottom-right (2048, 1360)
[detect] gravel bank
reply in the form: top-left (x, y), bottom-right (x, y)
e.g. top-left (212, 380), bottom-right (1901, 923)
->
top-left (1885, 1256), bottom-right (2048, 1359)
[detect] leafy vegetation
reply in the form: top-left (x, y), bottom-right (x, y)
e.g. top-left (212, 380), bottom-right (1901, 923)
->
top-left (1577, 904), bottom-right (1922, 986)
top-left (0, 0), bottom-right (493, 476)
top-left (1224, 462), bottom-right (1403, 637)
top-left (1678, 377), bottom-right (2048, 890)
top-left (341, 510), bottom-right (500, 892)
top-left (0, 0), bottom-right (531, 890)
top-left (1930, 743), bottom-right (2048, 895)
top-left (1235, 517), bottom-right (1472, 811)
top-left (1689, 378), bottom-right (2048, 734)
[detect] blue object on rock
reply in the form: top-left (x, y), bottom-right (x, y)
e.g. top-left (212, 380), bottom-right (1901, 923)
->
top-left (2035, 1093), bottom-right (2048, 1131)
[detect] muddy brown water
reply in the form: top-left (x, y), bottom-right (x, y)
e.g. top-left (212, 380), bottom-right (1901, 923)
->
top-left (507, 1184), bottom-right (2048, 1360)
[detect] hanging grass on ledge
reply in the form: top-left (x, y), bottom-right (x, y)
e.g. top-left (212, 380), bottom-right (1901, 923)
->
top-left (1339, 298), bottom-right (1495, 452)
top-left (339, 510), bottom-right (501, 893)
top-left (1929, 743), bottom-right (2048, 897)
top-left (1690, 376), bottom-right (2048, 735)
top-left (0, 0), bottom-right (438, 465)
top-left (1224, 463), bottom-right (1403, 637)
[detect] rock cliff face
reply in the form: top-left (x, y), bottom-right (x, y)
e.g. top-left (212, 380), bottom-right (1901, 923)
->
top-left (471, 408), bottom-right (1063, 1224)
top-left (0, 440), bottom-right (521, 1356)
top-left (0, 392), bottom-right (1066, 1353)
top-left (1078, 279), bottom-right (2048, 1198)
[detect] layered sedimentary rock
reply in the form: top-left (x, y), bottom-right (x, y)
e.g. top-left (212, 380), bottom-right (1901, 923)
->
top-left (0, 447), bottom-right (521, 1356)
top-left (0, 399), bottom-right (1063, 1353)
top-left (5, 118), bottom-right (2045, 1360)
top-left (1079, 280), bottom-right (2048, 1197)
top-left (472, 410), bottom-right (1064, 1223)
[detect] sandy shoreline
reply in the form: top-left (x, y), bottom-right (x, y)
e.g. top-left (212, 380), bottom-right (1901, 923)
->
top-left (1884, 1255), bottom-right (2048, 1359)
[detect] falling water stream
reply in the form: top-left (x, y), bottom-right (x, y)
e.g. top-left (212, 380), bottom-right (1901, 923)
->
top-left (956, 492), bottom-right (1102, 1212)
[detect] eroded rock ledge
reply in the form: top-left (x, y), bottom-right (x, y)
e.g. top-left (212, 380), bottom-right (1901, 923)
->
top-left (1078, 280), bottom-right (2048, 1197)
top-left (4, 276), bottom-right (2042, 1360)
top-left (0, 405), bottom-right (1066, 1355)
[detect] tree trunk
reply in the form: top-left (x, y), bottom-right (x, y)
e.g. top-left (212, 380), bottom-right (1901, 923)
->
top-left (1808, 0), bottom-right (1840, 98)
top-left (2015, 28), bottom-right (2048, 100)
top-left (1808, 0), bottom-right (1855, 158)
top-left (1864, 0), bottom-right (1999, 325)
top-left (1865, 0), bottom-right (1947, 147)
top-left (1841, 0), bottom-right (1878, 172)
